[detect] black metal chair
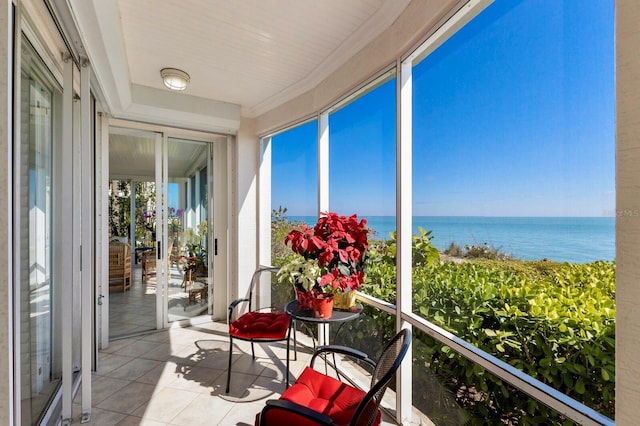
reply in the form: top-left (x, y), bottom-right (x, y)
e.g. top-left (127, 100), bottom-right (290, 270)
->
top-left (226, 266), bottom-right (294, 393)
top-left (256, 328), bottom-right (412, 426)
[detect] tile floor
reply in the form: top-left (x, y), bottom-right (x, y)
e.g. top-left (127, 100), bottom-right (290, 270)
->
top-left (109, 264), bottom-right (209, 338)
top-left (101, 264), bottom-right (431, 425)
top-left (72, 320), bottom-right (415, 425)
top-left (74, 320), bottom-right (305, 425)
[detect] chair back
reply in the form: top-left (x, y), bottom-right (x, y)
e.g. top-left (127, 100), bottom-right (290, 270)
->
top-left (352, 328), bottom-right (412, 426)
top-left (246, 266), bottom-right (280, 312)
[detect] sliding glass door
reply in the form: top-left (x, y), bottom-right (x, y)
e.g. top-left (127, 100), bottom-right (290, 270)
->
top-left (19, 36), bottom-right (62, 424)
top-left (107, 127), bottom-right (219, 334)
top-left (108, 128), bottom-right (159, 337)
top-left (163, 137), bottom-right (213, 324)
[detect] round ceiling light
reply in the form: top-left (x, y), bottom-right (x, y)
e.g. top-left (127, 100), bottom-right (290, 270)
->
top-left (160, 68), bottom-right (190, 91)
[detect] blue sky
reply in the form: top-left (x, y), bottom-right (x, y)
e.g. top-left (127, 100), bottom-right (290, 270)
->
top-left (271, 0), bottom-right (614, 218)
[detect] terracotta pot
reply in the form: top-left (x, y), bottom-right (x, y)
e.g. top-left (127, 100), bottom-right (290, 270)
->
top-left (312, 294), bottom-right (334, 319)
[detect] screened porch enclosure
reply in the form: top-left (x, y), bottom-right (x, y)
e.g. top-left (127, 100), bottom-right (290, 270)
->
top-left (6, 0), bottom-right (628, 424)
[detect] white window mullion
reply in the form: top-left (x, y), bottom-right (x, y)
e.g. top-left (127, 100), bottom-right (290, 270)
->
top-left (317, 113), bottom-right (329, 345)
top-left (155, 133), bottom-right (164, 329)
top-left (318, 113), bottom-right (329, 214)
top-left (79, 58), bottom-right (92, 422)
top-left (195, 168), bottom-right (201, 225)
top-left (10, 7), bottom-right (20, 423)
top-left (98, 116), bottom-right (109, 350)
top-left (396, 58), bottom-right (414, 424)
top-left (60, 54), bottom-right (74, 426)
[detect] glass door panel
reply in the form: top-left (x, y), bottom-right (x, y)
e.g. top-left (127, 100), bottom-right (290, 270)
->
top-left (108, 128), bottom-right (159, 337)
top-left (165, 137), bottom-right (213, 322)
top-left (19, 37), bottom-right (62, 424)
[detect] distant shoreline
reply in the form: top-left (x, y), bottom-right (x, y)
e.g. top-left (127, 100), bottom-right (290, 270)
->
top-left (284, 215), bottom-right (615, 264)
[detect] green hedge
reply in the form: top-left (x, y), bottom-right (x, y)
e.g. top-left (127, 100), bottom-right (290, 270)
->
top-left (361, 242), bottom-right (615, 424)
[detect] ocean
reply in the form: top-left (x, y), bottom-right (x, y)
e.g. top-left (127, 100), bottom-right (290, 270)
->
top-left (286, 216), bottom-right (615, 264)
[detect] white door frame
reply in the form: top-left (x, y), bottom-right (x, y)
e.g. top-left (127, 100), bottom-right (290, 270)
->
top-left (97, 119), bottom-right (230, 340)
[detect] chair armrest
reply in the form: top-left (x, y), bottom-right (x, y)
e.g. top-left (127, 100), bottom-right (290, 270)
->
top-left (310, 345), bottom-right (376, 369)
top-left (228, 298), bottom-right (249, 323)
top-left (259, 399), bottom-right (333, 426)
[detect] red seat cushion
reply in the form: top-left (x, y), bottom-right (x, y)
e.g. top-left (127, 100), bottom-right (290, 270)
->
top-left (229, 311), bottom-right (291, 340)
top-left (261, 366), bottom-right (380, 426)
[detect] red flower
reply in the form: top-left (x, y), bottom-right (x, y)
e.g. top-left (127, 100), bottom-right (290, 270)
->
top-left (284, 212), bottom-right (369, 292)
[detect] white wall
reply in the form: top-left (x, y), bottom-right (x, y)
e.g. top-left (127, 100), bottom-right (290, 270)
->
top-left (234, 117), bottom-right (259, 308)
top-left (616, 0), bottom-right (640, 423)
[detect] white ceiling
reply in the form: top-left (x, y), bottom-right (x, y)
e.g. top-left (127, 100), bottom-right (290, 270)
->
top-left (62, 0), bottom-right (415, 177)
top-left (67, 0), bottom-right (412, 129)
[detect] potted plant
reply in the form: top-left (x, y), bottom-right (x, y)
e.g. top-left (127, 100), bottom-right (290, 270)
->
top-left (277, 256), bottom-right (322, 310)
top-left (280, 212), bottom-right (369, 315)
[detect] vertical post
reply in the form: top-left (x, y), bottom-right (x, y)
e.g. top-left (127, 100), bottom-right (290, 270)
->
top-left (80, 57), bottom-right (92, 422)
top-left (317, 113), bottom-right (330, 345)
top-left (99, 115), bottom-right (109, 349)
top-left (318, 113), bottom-right (329, 214)
top-left (155, 133), bottom-right (164, 329)
top-left (6, 2), bottom-right (17, 424)
top-left (60, 53), bottom-right (74, 425)
top-left (396, 58), bottom-right (414, 423)
top-left (258, 137), bottom-right (273, 309)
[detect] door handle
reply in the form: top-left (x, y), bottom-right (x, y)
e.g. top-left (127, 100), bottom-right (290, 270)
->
top-left (157, 241), bottom-right (162, 259)
top-left (214, 238), bottom-right (218, 256)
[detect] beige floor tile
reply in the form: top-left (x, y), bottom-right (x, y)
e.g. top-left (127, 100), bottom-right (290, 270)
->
top-left (131, 387), bottom-right (199, 422)
top-left (116, 415), bottom-right (167, 425)
top-left (167, 393), bottom-right (235, 426)
top-left (107, 358), bottom-right (162, 381)
top-left (97, 381), bottom-right (156, 414)
top-left (100, 338), bottom-right (138, 354)
top-left (164, 364), bottom-right (223, 394)
top-left (139, 342), bottom-right (193, 362)
top-left (217, 372), bottom-right (265, 402)
top-left (71, 405), bottom-right (128, 425)
top-left (220, 401), bottom-right (265, 426)
top-left (90, 375), bottom-right (133, 405)
top-left (136, 362), bottom-right (184, 387)
top-left (138, 330), bottom-right (172, 344)
top-left (96, 353), bottom-right (136, 376)
top-left (114, 340), bottom-right (162, 358)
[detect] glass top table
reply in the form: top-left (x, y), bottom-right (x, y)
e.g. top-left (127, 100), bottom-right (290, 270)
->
top-left (285, 299), bottom-right (363, 347)
top-left (284, 299), bottom-right (362, 324)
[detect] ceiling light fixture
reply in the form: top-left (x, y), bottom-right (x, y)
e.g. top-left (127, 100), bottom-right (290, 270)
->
top-left (160, 68), bottom-right (190, 91)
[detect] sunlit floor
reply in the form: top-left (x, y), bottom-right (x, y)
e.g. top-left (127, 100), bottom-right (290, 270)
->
top-left (109, 265), bottom-right (210, 338)
top-left (72, 321), bottom-right (424, 425)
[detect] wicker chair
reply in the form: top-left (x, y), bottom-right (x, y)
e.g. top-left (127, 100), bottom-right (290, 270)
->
top-left (108, 242), bottom-right (132, 292)
top-left (141, 250), bottom-right (157, 281)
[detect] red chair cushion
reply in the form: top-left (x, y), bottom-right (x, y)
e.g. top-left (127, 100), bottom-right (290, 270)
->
top-left (263, 366), bottom-right (380, 426)
top-left (229, 311), bottom-right (291, 340)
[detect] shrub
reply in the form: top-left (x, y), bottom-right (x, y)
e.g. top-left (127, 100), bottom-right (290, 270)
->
top-left (463, 243), bottom-right (512, 260)
top-left (444, 242), bottom-right (464, 257)
top-left (411, 260), bottom-right (615, 423)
